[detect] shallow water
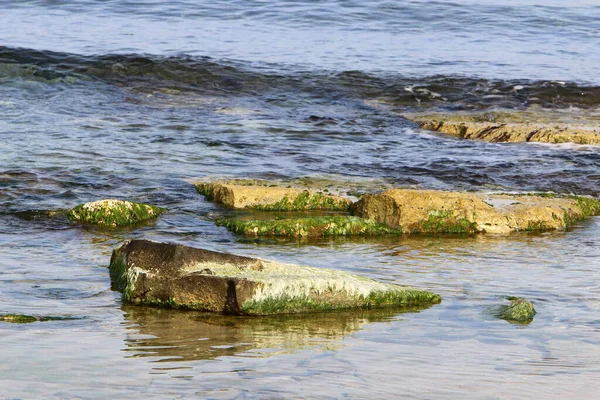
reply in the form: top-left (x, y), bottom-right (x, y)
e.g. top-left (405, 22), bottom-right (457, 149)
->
top-left (1, 1), bottom-right (600, 399)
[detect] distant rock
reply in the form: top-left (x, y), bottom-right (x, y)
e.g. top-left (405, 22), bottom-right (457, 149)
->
top-left (68, 199), bottom-right (166, 227)
top-left (495, 297), bottom-right (536, 323)
top-left (195, 180), bottom-right (352, 211)
top-left (407, 109), bottom-right (600, 145)
top-left (109, 240), bottom-right (441, 315)
top-left (352, 189), bottom-right (600, 234)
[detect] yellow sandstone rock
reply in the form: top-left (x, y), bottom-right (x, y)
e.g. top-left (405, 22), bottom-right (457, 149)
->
top-left (407, 109), bottom-right (600, 145)
top-left (195, 180), bottom-right (352, 211)
top-left (352, 189), bottom-right (600, 234)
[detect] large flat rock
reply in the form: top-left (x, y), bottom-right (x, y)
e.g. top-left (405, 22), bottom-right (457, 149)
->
top-left (407, 109), bottom-right (600, 145)
top-left (109, 240), bottom-right (441, 315)
top-left (352, 189), bottom-right (600, 234)
top-left (195, 180), bottom-right (352, 211)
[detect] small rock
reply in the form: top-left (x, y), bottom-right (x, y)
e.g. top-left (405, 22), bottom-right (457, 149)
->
top-left (496, 297), bottom-right (536, 323)
top-left (67, 199), bottom-right (166, 227)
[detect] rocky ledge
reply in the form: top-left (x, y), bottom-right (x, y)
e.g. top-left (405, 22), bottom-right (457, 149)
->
top-left (352, 189), bottom-right (600, 234)
top-left (407, 109), bottom-right (600, 145)
top-left (195, 179), bottom-right (352, 211)
top-left (109, 240), bottom-right (441, 315)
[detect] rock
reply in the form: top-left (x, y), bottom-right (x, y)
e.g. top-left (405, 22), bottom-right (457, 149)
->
top-left (352, 189), bottom-right (600, 234)
top-left (0, 314), bottom-right (77, 323)
top-left (407, 109), bottom-right (600, 145)
top-left (496, 297), bottom-right (536, 323)
top-left (216, 215), bottom-right (402, 237)
top-left (0, 314), bottom-right (38, 323)
top-left (67, 199), bottom-right (166, 227)
top-left (109, 240), bottom-right (441, 315)
top-left (195, 180), bottom-right (352, 211)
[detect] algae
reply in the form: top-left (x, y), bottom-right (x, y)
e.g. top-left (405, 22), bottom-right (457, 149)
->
top-left (216, 216), bottom-right (403, 237)
top-left (240, 289), bottom-right (441, 315)
top-left (68, 199), bottom-right (166, 227)
top-left (108, 251), bottom-right (138, 302)
top-left (251, 191), bottom-right (351, 212)
top-left (416, 210), bottom-right (478, 234)
top-left (0, 314), bottom-right (80, 323)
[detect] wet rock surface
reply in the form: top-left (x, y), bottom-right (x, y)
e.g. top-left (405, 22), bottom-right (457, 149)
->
top-left (109, 240), bottom-right (441, 315)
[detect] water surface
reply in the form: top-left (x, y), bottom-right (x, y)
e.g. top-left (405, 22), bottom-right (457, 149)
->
top-left (1, 1), bottom-right (600, 399)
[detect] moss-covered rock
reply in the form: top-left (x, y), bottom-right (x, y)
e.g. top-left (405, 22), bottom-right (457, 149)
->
top-left (0, 314), bottom-right (38, 323)
top-left (495, 297), bottom-right (536, 323)
top-left (406, 109), bottom-right (600, 145)
top-left (352, 189), bottom-right (600, 234)
top-left (216, 216), bottom-right (402, 237)
top-left (109, 240), bottom-right (441, 315)
top-left (67, 199), bottom-right (166, 227)
top-left (0, 314), bottom-right (78, 323)
top-left (195, 180), bottom-right (352, 211)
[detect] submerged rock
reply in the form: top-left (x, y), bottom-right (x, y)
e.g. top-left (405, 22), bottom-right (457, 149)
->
top-left (68, 199), bottom-right (166, 227)
top-left (216, 215), bottom-right (402, 237)
top-left (407, 109), bottom-right (600, 145)
top-left (109, 240), bottom-right (441, 315)
top-left (496, 297), bottom-right (536, 323)
top-left (352, 189), bottom-right (600, 234)
top-left (195, 180), bottom-right (352, 211)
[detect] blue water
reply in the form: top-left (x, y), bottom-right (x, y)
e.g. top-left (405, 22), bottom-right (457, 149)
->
top-left (1, 1), bottom-right (600, 399)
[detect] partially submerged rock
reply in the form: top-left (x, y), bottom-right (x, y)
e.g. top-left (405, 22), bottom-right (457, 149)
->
top-left (408, 110), bottom-right (600, 145)
top-left (495, 297), bottom-right (536, 323)
top-left (0, 314), bottom-right (38, 323)
top-left (352, 189), bottom-right (600, 234)
top-left (216, 215), bottom-right (402, 237)
top-left (68, 199), bottom-right (166, 227)
top-left (109, 240), bottom-right (441, 315)
top-left (195, 180), bottom-right (352, 211)
top-left (0, 314), bottom-right (77, 323)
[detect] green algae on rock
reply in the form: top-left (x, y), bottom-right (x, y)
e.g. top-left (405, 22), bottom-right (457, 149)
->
top-left (352, 189), bottom-right (600, 234)
top-left (195, 180), bottom-right (352, 211)
top-left (0, 314), bottom-right (38, 323)
top-left (216, 215), bottom-right (403, 237)
top-left (68, 199), bottom-right (166, 227)
top-left (495, 297), bottom-right (537, 324)
top-left (109, 240), bottom-right (441, 315)
top-left (0, 314), bottom-right (79, 323)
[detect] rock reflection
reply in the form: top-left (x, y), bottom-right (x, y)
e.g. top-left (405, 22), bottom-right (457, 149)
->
top-left (121, 305), bottom-right (431, 362)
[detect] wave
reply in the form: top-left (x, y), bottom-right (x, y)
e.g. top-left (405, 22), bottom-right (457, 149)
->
top-left (2, 46), bottom-right (600, 110)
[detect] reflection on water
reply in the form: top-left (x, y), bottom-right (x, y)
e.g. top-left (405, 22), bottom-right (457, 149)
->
top-left (121, 305), bottom-right (427, 362)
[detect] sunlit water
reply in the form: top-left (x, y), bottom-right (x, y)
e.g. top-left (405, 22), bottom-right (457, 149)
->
top-left (1, 1), bottom-right (600, 399)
